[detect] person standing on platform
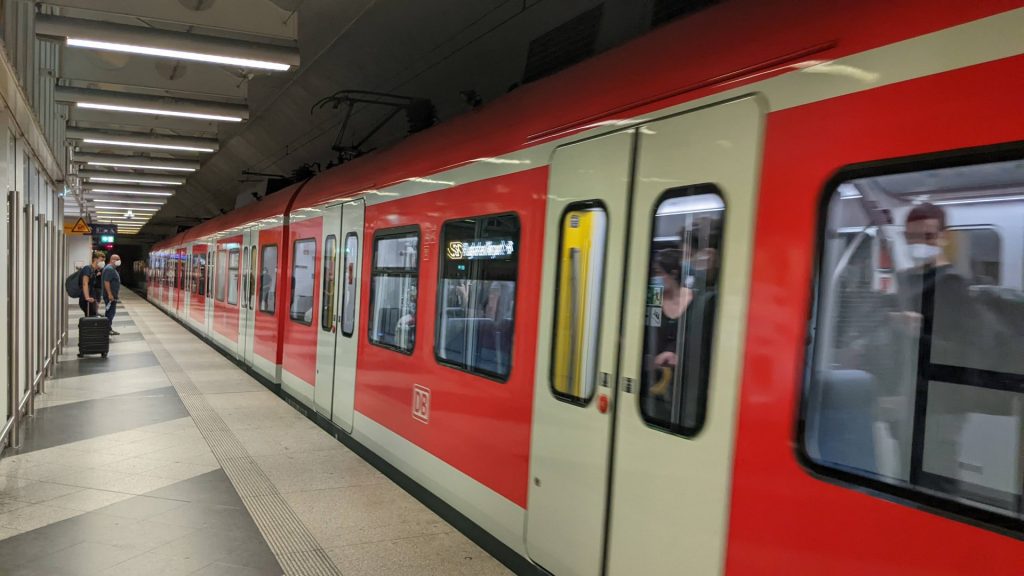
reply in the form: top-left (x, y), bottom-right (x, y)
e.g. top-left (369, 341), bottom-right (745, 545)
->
top-left (79, 251), bottom-right (104, 317)
top-left (102, 254), bottom-right (122, 336)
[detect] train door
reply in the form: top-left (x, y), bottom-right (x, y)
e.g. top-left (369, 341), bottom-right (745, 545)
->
top-left (314, 203), bottom-right (342, 417)
top-left (241, 228), bottom-right (258, 365)
top-left (526, 96), bottom-right (763, 576)
top-left (331, 199), bottom-right (363, 432)
top-left (184, 245), bottom-right (193, 317)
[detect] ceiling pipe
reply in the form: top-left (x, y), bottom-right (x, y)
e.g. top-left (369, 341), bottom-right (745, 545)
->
top-left (67, 127), bottom-right (220, 153)
top-left (71, 152), bottom-right (200, 172)
top-left (56, 86), bottom-right (249, 122)
top-left (36, 14), bottom-right (299, 71)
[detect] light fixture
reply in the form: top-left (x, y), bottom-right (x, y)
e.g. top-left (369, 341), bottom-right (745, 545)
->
top-left (94, 205), bottom-right (158, 211)
top-left (86, 177), bottom-right (183, 186)
top-left (81, 138), bottom-right (215, 153)
top-left (67, 38), bottom-right (291, 71)
top-left (87, 199), bottom-right (164, 206)
top-left (88, 189), bottom-right (173, 196)
top-left (76, 102), bottom-right (242, 123)
top-left (87, 161), bottom-right (196, 172)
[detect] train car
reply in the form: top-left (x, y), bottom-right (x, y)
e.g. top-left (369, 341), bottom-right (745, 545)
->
top-left (147, 2), bottom-right (1024, 575)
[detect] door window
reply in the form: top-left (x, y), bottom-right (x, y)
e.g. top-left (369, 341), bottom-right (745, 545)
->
top-left (290, 238), bottom-right (317, 325)
top-left (241, 246), bottom-right (249, 307)
top-left (248, 245), bottom-right (257, 310)
top-left (259, 245), bottom-right (278, 314)
top-left (215, 250), bottom-right (227, 301)
top-left (551, 205), bottom-right (607, 403)
top-left (341, 233), bottom-right (359, 337)
top-left (639, 185), bottom-right (724, 437)
top-left (804, 155), bottom-right (1024, 524)
top-left (369, 229), bottom-right (419, 353)
top-left (227, 248), bottom-right (240, 305)
top-left (321, 235), bottom-right (338, 332)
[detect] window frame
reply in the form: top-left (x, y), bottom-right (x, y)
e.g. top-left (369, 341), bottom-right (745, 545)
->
top-left (367, 225), bottom-right (421, 355)
top-left (321, 234), bottom-right (338, 332)
top-left (258, 243), bottom-right (278, 315)
top-left (289, 237), bottom-right (317, 326)
top-left (549, 201), bottom-right (608, 405)
top-left (798, 142), bottom-right (1024, 537)
top-left (341, 232), bottom-right (359, 338)
top-left (433, 212), bottom-right (521, 383)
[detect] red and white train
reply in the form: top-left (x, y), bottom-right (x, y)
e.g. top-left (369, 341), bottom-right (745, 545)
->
top-left (148, 2), bottom-right (1024, 574)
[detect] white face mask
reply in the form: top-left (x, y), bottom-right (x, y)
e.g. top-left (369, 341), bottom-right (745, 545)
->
top-left (909, 243), bottom-right (942, 265)
top-left (98, 260), bottom-right (106, 267)
top-left (113, 260), bottom-right (121, 267)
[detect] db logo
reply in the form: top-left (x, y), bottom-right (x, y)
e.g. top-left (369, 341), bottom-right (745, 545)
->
top-left (412, 384), bottom-right (430, 424)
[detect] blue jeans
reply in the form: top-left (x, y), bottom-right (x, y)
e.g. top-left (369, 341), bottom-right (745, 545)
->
top-left (104, 298), bottom-right (117, 327)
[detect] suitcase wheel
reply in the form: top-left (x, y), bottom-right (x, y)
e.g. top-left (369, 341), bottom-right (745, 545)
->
top-left (77, 353), bottom-right (83, 358)
top-left (101, 353), bottom-right (108, 358)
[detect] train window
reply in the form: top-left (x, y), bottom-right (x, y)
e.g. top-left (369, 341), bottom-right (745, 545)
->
top-left (640, 185), bottom-right (723, 437)
top-left (341, 232), bottom-right (359, 338)
top-left (321, 235), bottom-right (338, 332)
top-left (551, 205), bottom-right (607, 403)
top-left (290, 238), bottom-right (317, 325)
top-left (241, 246), bottom-right (249, 306)
top-left (368, 228), bottom-right (419, 353)
top-left (435, 214), bottom-right (520, 380)
top-left (215, 249), bottom-right (227, 302)
top-left (196, 252), bottom-right (207, 297)
top-left (227, 248), bottom-right (240, 305)
top-left (248, 245), bottom-right (257, 310)
top-left (805, 155), bottom-right (1024, 525)
top-left (259, 245), bottom-right (278, 314)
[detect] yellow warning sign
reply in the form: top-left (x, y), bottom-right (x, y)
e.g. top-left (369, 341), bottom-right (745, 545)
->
top-left (69, 218), bottom-right (91, 234)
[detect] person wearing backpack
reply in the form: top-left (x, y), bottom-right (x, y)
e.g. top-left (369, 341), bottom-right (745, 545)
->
top-left (102, 254), bottom-right (122, 335)
top-left (77, 251), bottom-right (104, 317)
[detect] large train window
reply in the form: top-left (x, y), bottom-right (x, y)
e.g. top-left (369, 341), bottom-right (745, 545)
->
top-left (341, 233), bottom-right (358, 338)
top-left (369, 227), bottom-right (419, 353)
top-left (435, 214), bottom-right (520, 381)
top-left (259, 244), bottom-right (278, 314)
top-left (227, 248), bottom-right (240, 305)
top-left (290, 238), bottom-right (316, 325)
top-left (215, 249), bottom-right (227, 302)
top-left (551, 204), bottom-right (607, 403)
top-left (640, 185), bottom-right (723, 437)
top-left (321, 235), bottom-right (337, 332)
top-left (804, 153), bottom-right (1024, 527)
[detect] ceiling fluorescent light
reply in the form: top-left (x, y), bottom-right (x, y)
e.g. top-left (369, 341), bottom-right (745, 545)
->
top-left (77, 102), bottom-right (242, 123)
top-left (89, 189), bottom-right (173, 197)
top-left (87, 177), bottom-right (182, 186)
top-left (87, 160), bottom-right (196, 172)
top-left (87, 199), bottom-right (164, 205)
top-left (81, 138), bottom-right (215, 153)
top-left (67, 38), bottom-right (291, 71)
top-left (94, 205), bottom-right (158, 211)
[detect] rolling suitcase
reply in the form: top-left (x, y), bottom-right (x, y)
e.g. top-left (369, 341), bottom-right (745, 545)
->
top-left (78, 315), bottom-right (110, 358)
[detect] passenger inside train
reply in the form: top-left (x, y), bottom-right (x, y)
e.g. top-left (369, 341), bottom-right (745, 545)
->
top-left (807, 157), bottom-right (1024, 517)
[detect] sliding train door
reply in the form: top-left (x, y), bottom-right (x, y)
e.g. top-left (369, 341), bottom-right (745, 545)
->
top-left (526, 96), bottom-right (763, 576)
top-left (240, 228), bottom-right (258, 364)
top-left (314, 203), bottom-right (343, 417)
top-left (313, 198), bottom-right (364, 432)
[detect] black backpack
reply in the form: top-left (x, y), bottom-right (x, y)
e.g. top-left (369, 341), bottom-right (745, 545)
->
top-left (65, 270), bottom-right (83, 298)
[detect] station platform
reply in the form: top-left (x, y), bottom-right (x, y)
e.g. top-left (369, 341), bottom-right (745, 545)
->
top-left (0, 292), bottom-right (509, 576)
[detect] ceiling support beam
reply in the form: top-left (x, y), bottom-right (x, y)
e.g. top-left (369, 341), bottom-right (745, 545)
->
top-left (67, 127), bottom-right (220, 153)
top-left (56, 86), bottom-right (249, 122)
top-left (72, 152), bottom-right (201, 172)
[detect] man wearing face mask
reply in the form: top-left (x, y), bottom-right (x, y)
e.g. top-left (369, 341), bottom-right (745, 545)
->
top-left (894, 202), bottom-right (971, 363)
top-left (102, 254), bottom-right (123, 336)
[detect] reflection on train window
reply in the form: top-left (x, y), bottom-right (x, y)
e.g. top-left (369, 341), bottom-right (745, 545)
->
top-left (290, 238), bottom-right (317, 325)
top-left (241, 247), bottom-right (249, 306)
top-left (552, 205), bottom-right (606, 402)
top-left (259, 245), bottom-right (278, 314)
top-left (321, 235), bottom-right (337, 332)
top-left (215, 249), bottom-right (227, 302)
top-left (369, 229), bottom-right (419, 353)
top-left (227, 248), bottom-right (240, 306)
top-left (341, 233), bottom-right (358, 337)
top-left (436, 214), bottom-right (520, 380)
top-left (806, 156), bottom-right (1024, 522)
top-left (195, 253), bottom-right (207, 297)
top-left (640, 186), bottom-right (723, 437)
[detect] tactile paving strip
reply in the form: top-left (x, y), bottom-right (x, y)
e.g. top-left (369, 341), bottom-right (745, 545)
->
top-left (131, 303), bottom-right (342, 576)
